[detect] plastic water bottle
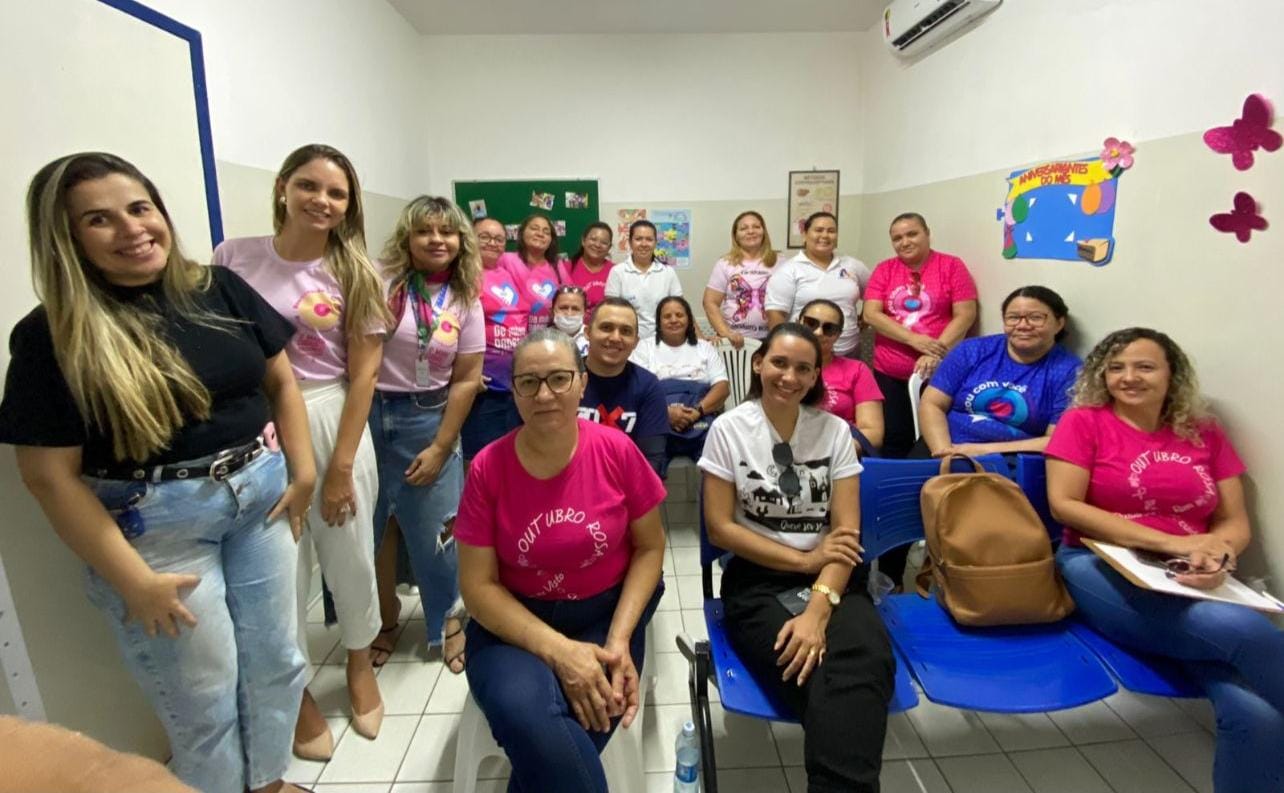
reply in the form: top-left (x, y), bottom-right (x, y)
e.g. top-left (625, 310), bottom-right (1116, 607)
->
top-left (674, 720), bottom-right (700, 792)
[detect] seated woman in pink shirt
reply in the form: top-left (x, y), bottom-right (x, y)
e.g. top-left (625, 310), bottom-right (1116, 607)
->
top-left (1047, 328), bottom-right (1283, 793)
top-left (799, 299), bottom-right (884, 453)
top-left (455, 328), bottom-right (667, 793)
top-left (498, 213), bottom-right (560, 329)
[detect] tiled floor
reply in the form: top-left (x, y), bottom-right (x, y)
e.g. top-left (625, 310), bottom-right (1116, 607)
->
top-left (293, 462), bottom-right (1217, 793)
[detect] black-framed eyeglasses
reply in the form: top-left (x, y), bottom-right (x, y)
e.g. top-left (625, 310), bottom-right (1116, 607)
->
top-left (1135, 550), bottom-right (1236, 578)
top-left (1003, 312), bottom-right (1051, 328)
top-left (800, 315), bottom-right (842, 338)
top-left (477, 233), bottom-right (506, 245)
top-left (772, 442), bottom-right (800, 500)
top-left (512, 369), bottom-right (578, 398)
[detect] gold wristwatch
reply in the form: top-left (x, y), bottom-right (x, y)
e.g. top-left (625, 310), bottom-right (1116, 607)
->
top-left (811, 583), bottom-right (841, 607)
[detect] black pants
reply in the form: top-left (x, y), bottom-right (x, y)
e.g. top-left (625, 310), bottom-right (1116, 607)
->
top-left (721, 558), bottom-right (893, 793)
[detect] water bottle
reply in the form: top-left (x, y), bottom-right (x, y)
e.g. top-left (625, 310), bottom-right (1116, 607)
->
top-left (674, 720), bottom-right (699, 792)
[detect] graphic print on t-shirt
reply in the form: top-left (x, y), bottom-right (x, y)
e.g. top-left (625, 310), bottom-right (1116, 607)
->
top-left (1125, 450), bottom-right (1218, 531)
top-left (488, 282), bottom-right (519, 324)
top-left (727, 273), bottom-right (767, 325)
top-left (578, 405), bottom-right (637, 434)
top-left (738, 456), bottom-right (831, 535)
top-left (293, 290), bottom-right (343, 356)
top-left (964, 381), bottom-right (1031, 432)
top-left (886, 282), bottom-right (933, 329)
top-left (529, 278), bottom-right (557, 317)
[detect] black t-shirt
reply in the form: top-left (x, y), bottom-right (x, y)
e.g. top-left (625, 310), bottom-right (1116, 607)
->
top-left (0, 266), bottom-right (294, 470)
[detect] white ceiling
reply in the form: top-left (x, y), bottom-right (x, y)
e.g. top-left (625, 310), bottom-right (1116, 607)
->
top-left (385, 0), bottom-right (886, 36)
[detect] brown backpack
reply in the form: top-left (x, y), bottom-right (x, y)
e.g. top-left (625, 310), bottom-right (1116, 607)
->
top-left (916, 455), bottom-right (1074, 626)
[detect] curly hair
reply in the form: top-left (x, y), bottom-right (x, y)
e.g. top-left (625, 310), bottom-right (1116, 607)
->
top-left (1071, 327), bottom-right (1207, 441)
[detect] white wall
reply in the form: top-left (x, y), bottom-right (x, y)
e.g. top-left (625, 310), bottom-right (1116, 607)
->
top-left (421, 32), bottom-right (864, 202)
top-left (859, 0), bottom-right (1284, 193)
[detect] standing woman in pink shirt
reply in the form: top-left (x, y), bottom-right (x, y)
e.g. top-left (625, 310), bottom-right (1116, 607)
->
top-left (703, 210), bottom-right (778, 349)
top-left (498, 213), bottom-right (560, 329)
top-left (214, 143), bottom-right (388, 756)
top-left (557, 222), bottom-right (614, 313)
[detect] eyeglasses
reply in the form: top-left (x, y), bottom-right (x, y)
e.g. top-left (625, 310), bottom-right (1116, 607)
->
top-left (477, 234), bottom-right (506, 245)
top-left (800, 315), bottom-right (842, 338)
top-left (512, 369), bottom-right (578, 398)
top-left (1003, 312), bottom-right (1051, 328)
top-left (772, 442), bottom-right (801, 500)
top-left (555, 285), bottom-right (585, 297)
top-left (1135, 550), bottom-right (1236, 578)
top-left (907, 269), bottom-right (922, 298)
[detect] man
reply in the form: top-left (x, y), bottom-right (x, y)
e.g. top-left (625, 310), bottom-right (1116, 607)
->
top-left (578, 298), bottom-right (668, 473)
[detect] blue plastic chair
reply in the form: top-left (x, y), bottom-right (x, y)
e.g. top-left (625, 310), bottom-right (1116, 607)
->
top-left (1013, 453), bottom-right (1063, 547)
top-left (861, 456), bottom-right (1119, 712)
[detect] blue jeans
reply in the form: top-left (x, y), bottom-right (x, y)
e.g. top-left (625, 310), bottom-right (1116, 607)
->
top-left (465, 581), bottom-right (664, 793)
top-left (370, 391), bottom-right (463, 643)
top-left (460, 387), bottom-right (520, 461)
top-left (1057, 547), bottom-right (1284, 793)
top-left (84, 449), bottom-right (306, 793)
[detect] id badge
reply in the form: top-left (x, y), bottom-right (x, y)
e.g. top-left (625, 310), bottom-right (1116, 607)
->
top-left (415, 355), bottom-right (431, 388)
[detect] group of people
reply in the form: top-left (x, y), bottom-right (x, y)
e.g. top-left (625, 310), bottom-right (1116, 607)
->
top-left (0, 145), bottom-right (1279, 793)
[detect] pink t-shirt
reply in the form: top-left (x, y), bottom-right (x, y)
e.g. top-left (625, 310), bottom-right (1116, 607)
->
top-left (819, 357), bottom-right (884, 424)
top-left (705, 257), bottom-right (773, 339)
top-left (214, 236), bottom-right (382, 381)
top-left (377, 279), bottom-right (485, 392)
top-left (1045, 405), bottom-right (1246, 548)
top-left (498, 252), bottom-right (559, 329)
top-left (864, 250), bottom-right (977, 380)
top-left (455, 419), bottom-right (667, 600)
top-left (557, 258), bottom-right (614, 312)
top-left (479, 258), bottom-right (532, 389)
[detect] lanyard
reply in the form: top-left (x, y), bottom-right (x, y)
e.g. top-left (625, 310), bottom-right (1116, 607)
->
top-left (410, 281), bottom-right (450, 355)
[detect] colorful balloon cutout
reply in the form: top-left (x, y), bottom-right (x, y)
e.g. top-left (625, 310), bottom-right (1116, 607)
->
top-left (1096, 180), bottom-right (1117, 214)
top-left (1081, 183), bottom-right (1101, 215)
top-left (1011, 195), bottom-right (1030, 224)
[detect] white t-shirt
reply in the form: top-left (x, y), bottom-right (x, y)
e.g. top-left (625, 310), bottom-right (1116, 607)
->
top-left (764, 252), bottom-right (871, 356)
top-left (631, 338), bottom-right (729, 385)
top-left (604, 259), bottom-right (683, 340)
top-left (699, 401), bottom-right (861, 551)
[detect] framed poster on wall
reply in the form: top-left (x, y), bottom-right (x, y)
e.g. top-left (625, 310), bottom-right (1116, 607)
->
top-left (787, 170), bottom-right (840, 249)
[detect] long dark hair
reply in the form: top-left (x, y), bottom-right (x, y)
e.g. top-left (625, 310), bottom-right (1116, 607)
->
top-left (746, 323), bottom-right (826, 406)
top-left (569, 221), bottom-right (612, 268)
top-left (1001, 285), bottom-right (1070, 342)
top-left (655, 296), bottom-right (697, 346)
top-left (516, 212), bottom-right (559, 265)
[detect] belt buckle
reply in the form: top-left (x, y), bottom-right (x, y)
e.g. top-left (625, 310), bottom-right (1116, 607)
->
top-left (209, 448), bottom-right (239, 481)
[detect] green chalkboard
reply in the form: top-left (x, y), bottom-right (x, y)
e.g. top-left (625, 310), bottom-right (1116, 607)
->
top-left (453, 179), bottom-right (600, 262)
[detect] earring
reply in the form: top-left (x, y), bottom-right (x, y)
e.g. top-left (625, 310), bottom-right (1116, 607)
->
top-left (279, 196), bottom-right (286, 205)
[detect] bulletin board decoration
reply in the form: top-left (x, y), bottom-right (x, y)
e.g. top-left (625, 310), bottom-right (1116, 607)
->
top-left (615, 208), bottom-right (648, 253)
top-left (452, 179), bottom-right (599, 261)
top-left (1203, 94), bottom-right (1280, 171)
top-left (787, 170), bottom-right (840, 249)
top-left (996, 139), bottom-right (1134, 266)
top-left (1210, 192), bottom-right (1267, 243)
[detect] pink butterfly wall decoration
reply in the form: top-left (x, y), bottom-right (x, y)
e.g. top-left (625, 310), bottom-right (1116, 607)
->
top-left (1204, 94), bottom-right (1281, 170)
top-left (1209, 192), bottom-right (1267, 243)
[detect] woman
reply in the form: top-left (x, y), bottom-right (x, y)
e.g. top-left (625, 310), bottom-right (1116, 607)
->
top-left (551, 284), bottom-right (589, 356)
top-left (699, 323), bottom-right (892, 793)
top-left (631, 296), bottom-right (730, 474)
top-left (557, 222), bottom-right (614, 312)
top-left (799, 299), bottom-right (884, 452)
top-left (918, 286), bottom-right (1079, 458)
top-left (1047, 328), bottom-right (1284, 793)
top-left (764, 212), bottom-right (870, 358)
top-left (605, 219), bottom-right (683, 341)
top-left (370, 196), bottom-right (483, 673)
top-left (703, 210), bottom-right (778, 348)
top-left (459, 216), bottom-right (528, 462)
top-left (213, 143), bottom-right (386, 756)
top-left (455, 329), bottom-right (666, 793)
top-left (0, 153), bottom-right (314, 793)
top-left (862, 212), bottom-right (977, 458)
top-left (498, 213), bottom-right (560, 329)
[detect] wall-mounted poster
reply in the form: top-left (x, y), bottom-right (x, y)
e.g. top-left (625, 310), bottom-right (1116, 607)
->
top-left (787, 170), bottom-right (840, 249)
top-left (651, 209), bottom-right (693, 269)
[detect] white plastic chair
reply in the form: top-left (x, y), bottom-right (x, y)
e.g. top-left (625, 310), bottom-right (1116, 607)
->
top-left (908, 370), bottom-right (925, 440)
top-left (716, 336), bottom-right (761, 411)
top-left (453, 623), bottom-right (656, 793)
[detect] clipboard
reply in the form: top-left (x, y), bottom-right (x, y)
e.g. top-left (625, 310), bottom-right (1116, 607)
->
top-left (1083, 539), bottom-right (1284, 614)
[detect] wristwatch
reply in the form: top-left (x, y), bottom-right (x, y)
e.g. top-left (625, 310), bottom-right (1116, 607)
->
top-left (811, 583), bottom-right (841, 607)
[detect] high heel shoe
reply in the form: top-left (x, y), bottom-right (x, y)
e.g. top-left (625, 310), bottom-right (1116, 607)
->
top-left (292, 725), bottom-right (334, 761)
top-left (351, 701), bottom-right (385, 740)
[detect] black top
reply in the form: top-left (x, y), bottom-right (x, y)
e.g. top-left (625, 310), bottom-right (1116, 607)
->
top-left (0, 266), bottom-right (294, 470)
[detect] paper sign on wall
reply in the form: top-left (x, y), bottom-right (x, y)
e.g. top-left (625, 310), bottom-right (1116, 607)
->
top-left (651, 209), bottom-right (693, 269)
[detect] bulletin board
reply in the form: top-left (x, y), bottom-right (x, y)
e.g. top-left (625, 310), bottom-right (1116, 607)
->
top-left (453, 179), bottom-right (600, 261)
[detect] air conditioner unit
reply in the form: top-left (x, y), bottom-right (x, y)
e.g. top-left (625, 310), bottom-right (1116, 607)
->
top-left (882, 0), bottom-right (1001, 57)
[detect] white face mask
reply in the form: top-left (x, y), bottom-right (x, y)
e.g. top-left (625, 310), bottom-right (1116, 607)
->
top-left (553, 313), bottom-right (584, 334)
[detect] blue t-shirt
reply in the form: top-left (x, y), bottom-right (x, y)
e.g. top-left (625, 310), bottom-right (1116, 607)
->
top-left (578, 362), bottom-right (669, 471)
top-left (929, 334), bottom-right (1081, 443)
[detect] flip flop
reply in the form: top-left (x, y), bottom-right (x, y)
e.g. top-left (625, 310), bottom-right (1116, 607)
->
top-left (443, 618), bottom-right (466, 675)
top-left (370, 624), bottom-right (398, 668)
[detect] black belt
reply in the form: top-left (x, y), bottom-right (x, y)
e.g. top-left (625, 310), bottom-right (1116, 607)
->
top-left (379, 386), bottom-right (450, 408)
top-left (90, 436), bottom-right (267, 483)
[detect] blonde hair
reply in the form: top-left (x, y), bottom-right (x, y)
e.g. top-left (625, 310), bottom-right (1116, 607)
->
top-left (273, 145), bottom-right (392, 334)
top-left (380, 196), bottom-right (481, 307)
top-left (1072, 327), bottom-right (1208, 442)
top-left (26, 153), bottom-right (219, 461)
top-left (723, 210), bottom-right (777, 268)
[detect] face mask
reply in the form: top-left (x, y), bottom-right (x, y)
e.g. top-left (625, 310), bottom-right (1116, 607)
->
top-left (553, 313), bottom-right (584, 334)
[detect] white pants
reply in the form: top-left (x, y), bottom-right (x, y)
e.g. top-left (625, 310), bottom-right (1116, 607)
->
top-left (296, 380), bottom-right (381, 665)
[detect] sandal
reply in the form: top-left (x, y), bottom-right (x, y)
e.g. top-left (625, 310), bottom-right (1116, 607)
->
top-left (443, 616), bottom-right (467, 674)
top-left (370, 623), bottom-right (398, 668)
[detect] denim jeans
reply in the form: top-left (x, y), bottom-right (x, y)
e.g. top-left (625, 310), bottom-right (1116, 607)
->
top-left (84, 448), bottom-right (306, 793)
top-left (1057, 547), bottom-right (1284, 793)
top-left (465, 581), bottom-right (664, 793)
top-left (370, 390), bottom-right (463, 644)
top-left (460, 387), bottom-right (521, 461)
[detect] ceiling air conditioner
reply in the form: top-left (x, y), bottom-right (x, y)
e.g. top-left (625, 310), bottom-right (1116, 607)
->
top-left (882, 0), bottom-right (1001, 57)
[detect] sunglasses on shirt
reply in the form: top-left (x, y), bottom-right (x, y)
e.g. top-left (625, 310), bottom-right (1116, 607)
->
top-left (772, 442), bottom-right (801, 500)
top-left (800, 315), bottom-right (842, 338)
